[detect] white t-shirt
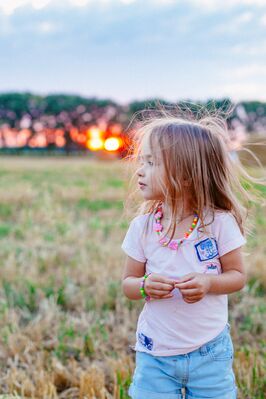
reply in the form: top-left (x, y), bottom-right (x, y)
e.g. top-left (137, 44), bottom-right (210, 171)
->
top-left (121, 210), bottom-right (246, 356)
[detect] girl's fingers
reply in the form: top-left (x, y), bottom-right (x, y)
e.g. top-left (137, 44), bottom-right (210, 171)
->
top-left (183, 295), bottom-right (201, 302)
top-left (151, 275), bottom-right (175, 286)
top-left (150, 289), bottom-right (173, 296)
top-left (149, 294), bottom-right (163, 299)
top-left (163, 278), bottom-right (176, 285)
top-left (175, 281), bottom-right (195, 289)
top-left (161, 293), bottom-right (174, 299)
top-left (151, 282), bottom-right (174, 291)
top-left (175, 273), bottom-right (196, 283)
top-left (183, 299), bottom-right (196, 303)
top-left (184, 299), bottom-right (199, 304)
top-left (179, 288), bottom-right (199, 296)
top-left (151, 293), bottom-right (174, 300)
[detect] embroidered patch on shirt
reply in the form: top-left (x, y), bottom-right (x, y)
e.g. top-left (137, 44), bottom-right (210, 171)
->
top-left (138, 332), bottom-right (153, 350)
top-left (195, 238), bottom-right (219, 262)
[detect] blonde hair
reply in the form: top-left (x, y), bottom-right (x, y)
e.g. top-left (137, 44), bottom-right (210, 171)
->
top-left (124, 104), bottom-right (265, 243)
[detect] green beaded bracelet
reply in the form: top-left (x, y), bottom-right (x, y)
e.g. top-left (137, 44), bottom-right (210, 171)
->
top-left (140, 273), bottom-right (151, 301)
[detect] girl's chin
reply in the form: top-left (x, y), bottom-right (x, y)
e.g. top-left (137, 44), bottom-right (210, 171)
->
top-left (141, 193), bottom-right (162, 201)
top-left (141, 194), bottom-right (153, 200)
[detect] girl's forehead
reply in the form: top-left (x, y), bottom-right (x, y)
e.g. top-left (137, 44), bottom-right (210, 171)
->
top-left (138, 142), bottom-right (162, 160)
top-left (140, 134), bottom-right (160, 157)
top-left (140, 139), bottom-right (152, 157)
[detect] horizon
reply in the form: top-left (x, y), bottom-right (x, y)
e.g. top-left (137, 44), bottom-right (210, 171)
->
top-left (0, 91), bottom-right (265, 106)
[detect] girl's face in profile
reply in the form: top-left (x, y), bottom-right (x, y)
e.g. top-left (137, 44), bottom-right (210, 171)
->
top-left (137, 135), bottom-right (165, 201)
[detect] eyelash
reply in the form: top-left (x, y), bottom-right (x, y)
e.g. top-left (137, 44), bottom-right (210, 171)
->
top-left (137, 157), bottom-right (154, 166)
top-left (138, 160), bottom-right (153, 166)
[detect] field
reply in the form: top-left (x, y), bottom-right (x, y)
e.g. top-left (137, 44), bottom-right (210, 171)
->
top-left (0, 156), bottom-right (264, 398)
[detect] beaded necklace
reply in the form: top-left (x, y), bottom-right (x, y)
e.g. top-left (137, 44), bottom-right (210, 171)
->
top-left (154, 205), bottom-right (199, 250)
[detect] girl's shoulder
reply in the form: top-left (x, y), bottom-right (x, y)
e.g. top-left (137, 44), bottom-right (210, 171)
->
top-left (129, 213), bottom-right (154, 234)
top-left (202, 209), bottom-right (246, 256)
top-left (213, 209), bottom-right (237, 224)
top-left (203, 208), bottom-right (241, 236)
top-left (204, 208), bottom-right (236, 224)
top-left (130, 212), bottom-right (152, 224)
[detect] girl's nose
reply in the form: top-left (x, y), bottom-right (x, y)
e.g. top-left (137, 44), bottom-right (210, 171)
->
top-left (137, 167), bottom-right (144, 177)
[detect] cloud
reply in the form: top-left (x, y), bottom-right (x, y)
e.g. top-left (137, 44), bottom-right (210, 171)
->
top-left (217, 63), bottom-right (266, 101)
top-left (230, 41), bottom-right (266, 56)
top-left (222, 82), bottom-right (266, 101)
top-left (235, 11), bottom-right (254, 24)
top-left (0, 0), bottom-right (52, 15)
top-left (223, 64), bottom-right (266, 79)
top-left (0, 18), bottom-right (14, 35)
top-left (187, 0), bottom-right (266, 12)
top-left (212, 11), bottom-right (254, 35)
top-left (120, 0), bottom-right (136, 4)
top-left (37, 21), bottom-right (58, 33)
top-left (0, 0), bottom-right (127, 15)
top-left (1, 0), bottom-right (266, 16)
top-left (260, 13), bottom-right (266, 26)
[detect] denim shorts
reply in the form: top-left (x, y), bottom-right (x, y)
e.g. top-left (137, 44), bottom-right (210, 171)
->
top-left (128, 323), bottom-right (237, 399)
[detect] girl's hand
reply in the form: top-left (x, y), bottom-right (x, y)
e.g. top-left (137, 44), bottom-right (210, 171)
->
top-left (174, 273), bottom-right (211, 303)
top-left (144, 273), bottom-right (175, 300)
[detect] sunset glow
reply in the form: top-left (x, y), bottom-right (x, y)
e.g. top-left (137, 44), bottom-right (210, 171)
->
top-left (88, 127), bottom-right (103, 139)
top-left (87, 137), bottom-right (104, 151)
top-left (104, 137), bottom-right (121, 152)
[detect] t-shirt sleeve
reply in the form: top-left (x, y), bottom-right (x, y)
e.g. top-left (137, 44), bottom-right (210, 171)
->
top-left (121, 216), bottom-right (147, 263)
top-left (215, 212), bottom-right (247, 257)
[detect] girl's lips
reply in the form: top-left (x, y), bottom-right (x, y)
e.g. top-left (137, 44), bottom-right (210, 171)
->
top-left (138, 182), bottom-right (146, 189)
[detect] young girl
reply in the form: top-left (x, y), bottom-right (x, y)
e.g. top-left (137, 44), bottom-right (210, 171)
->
top-left (121, 112), bottom-right (250, 399)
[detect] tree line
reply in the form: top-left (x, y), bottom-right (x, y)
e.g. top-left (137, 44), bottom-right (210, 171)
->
top-left (0, 93), bottom-right (265, 152)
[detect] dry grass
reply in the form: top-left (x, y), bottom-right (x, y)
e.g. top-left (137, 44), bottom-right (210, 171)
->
top-left (0, 156), bottom-right (264, 399)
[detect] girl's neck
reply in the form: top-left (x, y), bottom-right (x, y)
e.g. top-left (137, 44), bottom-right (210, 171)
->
top-left (161, 201), bottom-right (194, 221)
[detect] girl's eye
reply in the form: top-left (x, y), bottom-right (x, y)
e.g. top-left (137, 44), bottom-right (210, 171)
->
top-left (136, 156), bottom-right (153, 166)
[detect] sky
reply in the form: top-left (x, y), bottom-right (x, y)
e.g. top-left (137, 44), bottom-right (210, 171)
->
top-left (0, 0), bottom-right (266, 104)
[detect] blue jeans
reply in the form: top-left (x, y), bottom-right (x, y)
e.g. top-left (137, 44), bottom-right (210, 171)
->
top-left (128, 323), bottom-right (237, 399)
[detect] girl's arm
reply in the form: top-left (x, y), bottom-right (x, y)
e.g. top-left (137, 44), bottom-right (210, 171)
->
top-left (208, 247), bottom-right (247, 294)
top-left (122, 256), bottom-right (146, 300)
top-left (175, 247), bottom-right (246, 302)
top-left (122, 256), bottom-right (175, 300)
